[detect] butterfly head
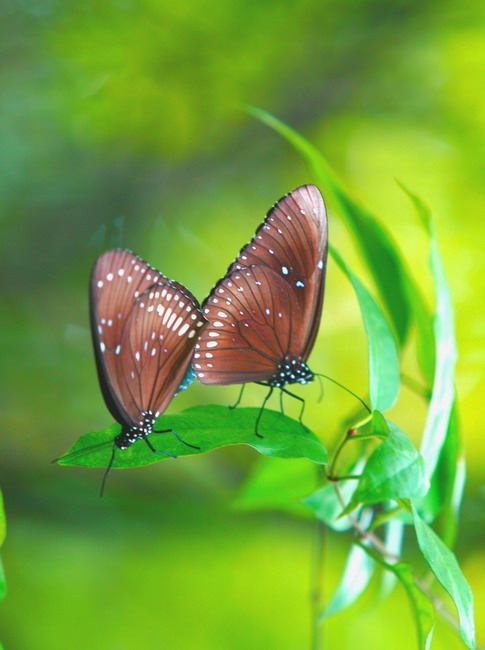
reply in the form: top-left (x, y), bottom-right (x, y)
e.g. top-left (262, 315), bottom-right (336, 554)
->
top-left (114, 410), bottom-right (159, 449)
top-left (270, 354), bottom-right (314, 388)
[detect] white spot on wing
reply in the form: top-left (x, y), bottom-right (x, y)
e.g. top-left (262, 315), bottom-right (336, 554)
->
top-left (281, 266), bottom-right (289, 275)
top-left (179, 323), bottom-right (189, 336)
top-left (207, 341), bottom-right (218, 348)
top-left (97, 280), bottom-right (103, 288)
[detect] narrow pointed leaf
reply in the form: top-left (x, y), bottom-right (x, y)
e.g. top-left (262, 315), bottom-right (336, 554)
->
top-left (361, 545), bottom-right (435, 649)
top-left (56, 405), bottom-right (328, 468)
top-left (320, 510), bottom-right (375, 618)
top-left (380, 516), bottom-right (406, 598)
top-left (412, 505), bottom-right (475, 649)
top-left (343, 413), bottom-right (429, 514)
top-left (331, 248), bottom-right (399, 412)
top-left (247, 106), bottom-right (436, 354)
top-left (400, 185), bottom-right (457, 480)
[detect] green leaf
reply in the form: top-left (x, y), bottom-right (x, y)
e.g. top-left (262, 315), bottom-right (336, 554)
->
top-left (361, 545), bottom-right (435, 649)
top-left (302, 459), bottom-right (366, 531)
top-left (400, 185), bottom-right (457, 481)
top-left (247, 106), bottom-right (434, 350)
top-left (330, 247), bottom-right (400, 412)
top-left (344, 413), bottom-right (429, 513)
top-left (56, 405), bottom-right (328, 468)
top-left (380, 517), bottom-right (405, 598)
top-left (320, 509), bottom-right (375, 619)
top-left (403, 274), bottom-right (436, 386)
top-left (411, 505), bottom-right (475, 649)
top-left (234, 457), bottom-right (319, 517)
top-left (416, 403), bottom-right (465, 547)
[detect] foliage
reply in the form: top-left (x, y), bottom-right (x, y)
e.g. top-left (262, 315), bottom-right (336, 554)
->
top-left (54, 115), bottom-right (476, 649)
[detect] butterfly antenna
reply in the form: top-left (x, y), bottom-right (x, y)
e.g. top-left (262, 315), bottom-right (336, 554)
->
top-left (316, 374), bottom-right (324, 403)
top-left (314, 373), bottom-right (371, 413)
top-left (100, 445), bottom-right (116, 499)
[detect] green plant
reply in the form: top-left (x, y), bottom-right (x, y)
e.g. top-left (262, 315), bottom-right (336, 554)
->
top-left (56, 112), bottom-right (476, 650)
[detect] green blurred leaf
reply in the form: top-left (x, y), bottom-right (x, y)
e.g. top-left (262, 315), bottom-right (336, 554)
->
top-left (0, 491), bottom-right (5, 547)
top-left (56, 405), bottom-right (328, 468)
top-left (400, 185), bottom-right (457, 481)
top-left (234, 457), bottom-right (319, 517)
top-left (411, 505), bottom-right (476, 649)
top-left (344, 414), bottom-right (429, 514)
top-left (320, 509), bottom-right (375, 618)
top-left (361, 545), bottom-right (435, 650)
top-left (403, 274), bottom-right (436, 386)
top-left (330, 247), bottom-right (400, 412)
top-left (302, 459), bottom-right (366, 531)
top-left (248, 106), bottom-right (433, 350)
top-left (416, 404), bottom-right (465, 546)
top-left (380, 516), bottom-right (406, 599)
top-left (322, 544), bottom-right (375, 618)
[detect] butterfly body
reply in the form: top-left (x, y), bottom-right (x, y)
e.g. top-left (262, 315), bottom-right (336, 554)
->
top-left (269, 354), bottom-right (314, 389)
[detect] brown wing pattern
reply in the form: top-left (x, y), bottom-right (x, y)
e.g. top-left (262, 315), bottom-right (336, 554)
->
top-left (118, 284), bottom-right (205, 424)
top-left (194, 265), bottom-right (303, 385)
top-left (216, 184), bottom-right (327, 362)
top-left (90, 249), bottom-right (202, 427)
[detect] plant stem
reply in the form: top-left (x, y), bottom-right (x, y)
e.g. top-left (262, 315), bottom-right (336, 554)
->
top-left (331, 483), bottom-right (475, 644)
top-left (311, 519), bottom-right (326, 650)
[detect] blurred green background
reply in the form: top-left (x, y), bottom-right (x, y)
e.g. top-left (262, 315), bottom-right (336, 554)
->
top-left (0, 0), bottom-right (483, 648)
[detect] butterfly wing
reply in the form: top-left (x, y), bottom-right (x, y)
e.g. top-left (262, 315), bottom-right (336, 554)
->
top-left (195, 265), bottom-right (303, 385)
top-left (117, 284), bottom-right (205, 422)
top-left (223, 184), bottom-right (327, 361)
top-left (90, 249), bottom-right (202, 426)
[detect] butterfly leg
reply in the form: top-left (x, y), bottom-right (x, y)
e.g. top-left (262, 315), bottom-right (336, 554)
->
top-left (254, 385), bottom-right (274, 438)
top-left (143, 433), bottom-right (178, 458)
top-left (279, 389), bottom-right (285, 415)
top-left (152, 428), bottom-right (200, 451)
top-left (280, 388), bottom-right (307, 429)
top-left (100, 445), bottom-right (116, 499)
top-left (229, 384), bottom-right (245, 410)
